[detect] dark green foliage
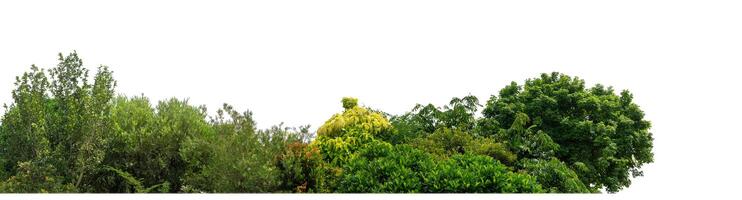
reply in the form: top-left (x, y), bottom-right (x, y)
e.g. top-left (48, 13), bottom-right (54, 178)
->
top-left (104, 166), bottom-right (169, 193)
top-left (0, 54), bottom-right (653, 193)
top-left (388, 95), bottom-right (481, 144)
top-left (0, 161), bottom-right (77, 193)
top-left (276, 139), bottom-right (322, 192)
top-left (0, 66), bottom-right (51, 177)
top-left (519, 158), bottom-right (589, 193)
top-left (0, 52), bottom-right (116, 192)
top-left (181, 104), bottom-right (305, 192)
top-left (95, 96), bottom-right (211, 192)
top-left (493, 113), bottom-right (559, 160)
top-left (482, 72), bottom-right (654, 192)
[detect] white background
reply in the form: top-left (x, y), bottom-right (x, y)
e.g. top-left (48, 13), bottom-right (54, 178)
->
top-left (1, 0), bottom-right (741, 198)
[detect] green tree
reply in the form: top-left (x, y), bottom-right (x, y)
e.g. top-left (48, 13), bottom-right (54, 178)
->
top-left (181, 104), bottom-right (303, 192)
top-left (89, 96), bottom-right (206, 192)
top-left (0, 65), bottom-right (51, 177)
top-left (0, 52), bottom-right (117, 192)
top-left (482, 72), bottom-right (654, 192)
top-left (0, 54), bottom-right (655, 193)
top-left (315, 98), bottom-right (542, 193)
top-left (152, 98), bottom-right (212, 192)
top-left (389, 95), bottom-right (481, 144)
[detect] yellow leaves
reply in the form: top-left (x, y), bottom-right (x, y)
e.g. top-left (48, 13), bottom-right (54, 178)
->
top-left (316, 98), bottom-right (392, 139)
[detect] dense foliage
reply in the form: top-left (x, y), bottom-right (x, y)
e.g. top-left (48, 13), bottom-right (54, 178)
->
top-left (0, 53), bottom-right (653, 193)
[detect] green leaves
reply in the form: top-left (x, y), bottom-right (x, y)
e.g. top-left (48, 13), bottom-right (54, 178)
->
top-left (0, 52), bottom-right (117, 192)
top-left (389, 95), bottom-right (482, 144)
top-left (317, 100), bottom-right (392, 139)
top-left (338, 145), bottom-right (543, 193)
top-left (104, 166), bottom-right (169, 193)
top-left (482, 72), bottom-right (654, 193)
top-left (0, 53), bottom-right (653, 193)
top-left (341, 97), bottom-right (358, 110)
top-left (520, 158), bottom-right (590, 193)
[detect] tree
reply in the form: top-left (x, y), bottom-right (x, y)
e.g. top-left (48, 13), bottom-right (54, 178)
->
top-left (151, 98), bottom-right (212, 192)
top-left (181, 104), bottom-right (304, 192)
top-left (0, 65), bottom-right (51, 177)
top-left (314, 98), bottom-right (543, 193)
top-left (492, 113), bottom-right (559, 160)
top-left (0, 52), bottom-right (117, 192)
top-left (481, 72), bottom-right (654, 192)
top-left (389, 95), bottom-right (481, 144)
top-left (1, 53), bottom-right (654, 193)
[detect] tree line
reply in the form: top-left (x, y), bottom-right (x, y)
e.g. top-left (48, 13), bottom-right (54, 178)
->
top-left (0, 52), bottom-right (653, 193)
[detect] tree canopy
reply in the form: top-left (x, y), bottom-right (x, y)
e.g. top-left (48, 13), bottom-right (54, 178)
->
top-left (0, 53), bottom-right (653, 193)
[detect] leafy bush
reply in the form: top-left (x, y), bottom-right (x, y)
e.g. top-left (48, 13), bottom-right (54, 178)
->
top-left (339, 144), bottom-right (542, 193)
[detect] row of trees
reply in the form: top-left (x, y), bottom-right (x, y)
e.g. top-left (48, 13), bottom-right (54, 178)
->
top-left (0, 52), bottom-right (653, 193)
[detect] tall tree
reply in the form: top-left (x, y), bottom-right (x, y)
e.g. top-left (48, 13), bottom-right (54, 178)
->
top-left (0, 52), bottom-right (116, 192)
top-left (0, 65), bottom-right (52, 177)
top-left (481, 72), bottom-right (654, 192)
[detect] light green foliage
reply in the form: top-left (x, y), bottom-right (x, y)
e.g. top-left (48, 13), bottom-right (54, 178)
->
top-left (408, 128), bottom-right (472, 158)
top-left (422, 154), bottom-right (542, 193)
top-left (337, 141), bottom-right (419, 192)
top-left (408, 128), bottom-right (516, 164)
top-left (341, 97), bottom-right (358, 110)
top-left (482, 72), bottom-right (654, 192)
top-left (312, 98), bottom-right (400, 191)
top-left (314, 98), bottom-right (393, 165)
top-left (465, 137), bottom-right (517, 165)
top-left (339, 143), bottom-right (543, 193)
top-left (317, 98), bottom-right (392, 139)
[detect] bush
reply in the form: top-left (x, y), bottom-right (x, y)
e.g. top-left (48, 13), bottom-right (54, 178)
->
top-left (338, 144), bottom-right (543, 193)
